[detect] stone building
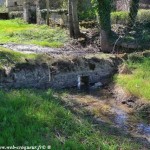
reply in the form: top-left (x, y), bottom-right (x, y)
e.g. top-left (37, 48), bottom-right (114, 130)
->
top-left (6, 0), bottom-right (24, 11)
top-left (115, 0), bottom-right (150, 11)
top-left (0, 0), bottom-right (5, 5)
top-left (5, 0), bottom-right (68, 26)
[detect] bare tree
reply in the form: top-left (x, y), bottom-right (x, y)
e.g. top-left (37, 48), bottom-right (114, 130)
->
top-left (68, 0), bottom-right (80, 39)
top-left (68, 0), bottom-right (74, 37)
top-left (36, 0), bottom-right (41, 24)
top-left (46, 0), bottom-right (50, 26)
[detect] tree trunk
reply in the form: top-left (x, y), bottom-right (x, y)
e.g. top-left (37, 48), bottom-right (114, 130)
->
top-left (100, 30), bottom-right (111, 53)
top-left (128, 0), bottom-right (140, 28)
top-left (46, 0), bottom-right (50, 26)
top-left (23, 1), bottom-right (30, 23)
top-left (36, 0), bottom-right (41, 24)
top-left (97, 0), bottom-right (111, 52)
top-left (68, 0), bottom-right (74, 38)
top-left (68, 0), bottom-right (80, 39)
top-left (72, 0), bottom-right (80, 38)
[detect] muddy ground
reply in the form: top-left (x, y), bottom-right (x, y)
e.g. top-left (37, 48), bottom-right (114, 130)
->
top-left (57, 85), bottom-right (150, 149)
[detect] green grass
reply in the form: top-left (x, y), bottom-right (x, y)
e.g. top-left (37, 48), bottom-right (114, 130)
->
top-left (0, 89), bottom-right (141, 149)
top-left (111, 9), bottom-right (150, 24)
top-left (0, 19), bottom-right (68, 47)
top-left (0, 46), bottom-right (37, 69)
top-left (115, 57), bottom-right (150, 101)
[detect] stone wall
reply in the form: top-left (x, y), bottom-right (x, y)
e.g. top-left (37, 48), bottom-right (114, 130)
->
top-left (0, 55), bottom-right (120, 89)
top-left (116, 0), bottom-right (150, 11)
top-left (41, 9), bottom-right (68, 26)
top-left (6, 0), bottom-right (24, 11)
top-left (116, 0), bottom-right (130, 11)
top-left (0, 0), bottom-right (5, 5)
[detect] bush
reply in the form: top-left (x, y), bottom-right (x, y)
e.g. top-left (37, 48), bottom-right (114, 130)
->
top-left (111, 9), bottom-right (150, 24)
top-left (137, 9), bottom-right (150, 24)
top-left (111, 11), bottom-right (129, 24)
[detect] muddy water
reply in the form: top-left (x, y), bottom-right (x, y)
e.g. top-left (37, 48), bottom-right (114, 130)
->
top-left (64, 87), bottom-right (150, 143)
top-left (111, 107), bottom-right (150, 142)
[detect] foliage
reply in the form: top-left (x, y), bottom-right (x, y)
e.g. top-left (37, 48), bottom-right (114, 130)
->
top-left (78, 0), bottom-right (96, 21)
top-left (111, 9), bottom-right (150, 24)
top-left (137, 9), bottom-right (150, 23)
top-left (111, 11), bottom-right (129, 24)
top-left (115, 55), bottom-right (150, 101)
top-left (0, 19), bottom-right (68, 48)
top-left (0, 89), bottom-right (141, 149)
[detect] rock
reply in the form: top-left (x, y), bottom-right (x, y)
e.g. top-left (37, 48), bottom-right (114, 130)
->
top-left (90, 82), bottom-right (103, 89)
top-left (129, 31), bottom-right (136, 35)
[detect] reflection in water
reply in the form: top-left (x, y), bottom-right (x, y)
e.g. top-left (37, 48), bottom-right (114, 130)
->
top-left (113, 108), bottom-right (128, 130)
top-left (137, 124), bottom-right (150, 135)
top-left (137, 124), bottom-right (150, 142)
top-left (112, 107), bottom-right (150, 142)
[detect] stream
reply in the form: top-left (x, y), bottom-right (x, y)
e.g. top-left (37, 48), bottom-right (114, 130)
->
top-left (62, 86), bottom-right (150, 144)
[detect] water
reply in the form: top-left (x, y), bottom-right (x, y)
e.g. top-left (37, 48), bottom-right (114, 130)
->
top-left (111, 107), bottom-right (150, 142)
top-left (66, 88), bottom-right (150, 143)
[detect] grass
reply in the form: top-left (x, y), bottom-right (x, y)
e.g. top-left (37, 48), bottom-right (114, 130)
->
top-left (115, 56), bottom-right (150, 101)
top-left (0, 46), bottom-right (37, 69)
top-left (111, 9), bottom-right (150, 24)
top-left (0, 89), bottom-right (141, 149)
top-left (0, 19), bottom-right (68, 48)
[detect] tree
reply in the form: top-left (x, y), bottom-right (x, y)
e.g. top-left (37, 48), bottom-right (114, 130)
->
top-left (128, 0), bottom-right (140, 28)
top-left (96, 0), bottom-right (111, 52)
top-left (46, 0), bottom-right (50, 26)
top-left (36, 0), bottom-right (41, 24)
top-left (68, 0), bottom-right (80, 39)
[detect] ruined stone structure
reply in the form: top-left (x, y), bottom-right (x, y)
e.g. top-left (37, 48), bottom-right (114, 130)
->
top-left (41, 9), bottom-right (68, 26)
top-left (116, 0), bottom-right (150, 11)
top-left (6, 0), bottom-right (24, 11)
top-left (5, 0), bottom-right (68, 25)
top-left (0, 0), bottom-right (5, 5)
top-left (0, 55), bottom-right (120, 89)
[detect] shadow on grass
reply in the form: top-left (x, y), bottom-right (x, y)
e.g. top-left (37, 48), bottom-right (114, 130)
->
top-left (0, 89), bottom-right (145, 150)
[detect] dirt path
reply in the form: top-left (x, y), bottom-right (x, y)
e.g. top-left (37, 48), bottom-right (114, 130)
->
top-left (1, 43), bottom-right (100, 57)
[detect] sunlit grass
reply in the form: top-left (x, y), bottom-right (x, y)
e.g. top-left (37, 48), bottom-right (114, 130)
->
top-left (0, 89), bottom-right (140, 149)
top-left (0, 19), bottom-right (68, 47)
top-left (115, 57), bottom-right (150, 101)
top-left (0, 46), bottom-right (37, 68)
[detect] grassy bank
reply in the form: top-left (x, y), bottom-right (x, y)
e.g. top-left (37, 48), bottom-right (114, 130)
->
top-left (0, 19), bottom-right (68, 47)
top-left (0, 89), bottom-right (141, 150)
top-left (115, 55), bottom-right (150, 101)
top-left (111, 9), bottom-right (150, 24)
top-left (0, 46), bottom-right (37, 69)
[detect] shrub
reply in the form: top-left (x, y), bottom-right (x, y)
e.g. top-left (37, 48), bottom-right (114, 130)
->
top-left (111, 9), bottom-right (150, 24)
